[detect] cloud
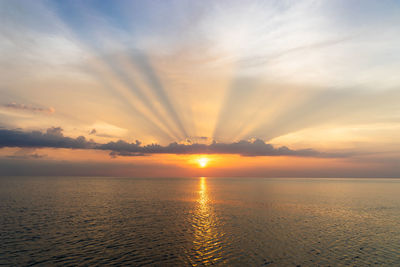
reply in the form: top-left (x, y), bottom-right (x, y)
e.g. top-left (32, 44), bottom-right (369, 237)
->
top-left (109, 151), bottom-right (148, 158)
top-left (0, 127), bottom-right (94, 149)
top-left (6, 153), bottom-right (45, 159)
top-left (6, 148), bottom-right (47, 159)
top-left (0, 127), bottom-right (340, 158)
top-left (99, 139), bottom-right (331, 157)
top-left (88, 128), bottom-right (115, 138)
top-left (3, 102), bottom-right (55, 114)
top-left (185, 136), bottom-right (211, 144)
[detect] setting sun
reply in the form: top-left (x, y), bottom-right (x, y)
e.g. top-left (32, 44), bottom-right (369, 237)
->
top-left (197, 157), bottom-right (209, 168)
top-left (2, 1), bottom-right (399, 266)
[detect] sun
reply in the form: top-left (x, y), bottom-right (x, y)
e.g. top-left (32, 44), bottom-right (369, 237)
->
top-left (197, 157), bottom-right (209, 168)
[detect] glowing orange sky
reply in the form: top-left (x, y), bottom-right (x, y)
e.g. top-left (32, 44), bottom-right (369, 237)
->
top-left (1, 0), bottom-right (400, 177)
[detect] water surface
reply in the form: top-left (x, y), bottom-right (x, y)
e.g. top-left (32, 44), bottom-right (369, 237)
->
top-left (1, 177), bottom-right (400, 266)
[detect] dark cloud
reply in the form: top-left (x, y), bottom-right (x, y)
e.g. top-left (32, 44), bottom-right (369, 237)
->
top-left (46, 127), bottom-right (63, 137)
top-left (3, 102), bottom-right (55, 114)
top-left (0, 127), bottom-right (340, 158)
top-left (0, 127), bottom-right (95, 149)
top-left (89, 128), bottom-right (97, 135)
top-left (100, 139), bottom-right (330, 157)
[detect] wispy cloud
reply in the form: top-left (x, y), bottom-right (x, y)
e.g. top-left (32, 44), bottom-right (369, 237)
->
top-left (109, 151), bottom-right (148, 158)
top-left (6, 148), bottom-right (46, 159)
top-left (3, 102), bottom-right (55, 114)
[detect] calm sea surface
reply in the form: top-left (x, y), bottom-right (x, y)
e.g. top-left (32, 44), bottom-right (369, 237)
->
top-left (1, 177), bottom-right (400, 266)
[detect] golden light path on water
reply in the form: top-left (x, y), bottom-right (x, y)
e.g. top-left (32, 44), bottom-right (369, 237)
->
top-left (191, 177), bottom-right (225, 265)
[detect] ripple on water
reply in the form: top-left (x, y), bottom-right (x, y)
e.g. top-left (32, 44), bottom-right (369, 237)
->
top-left (1, 177), bottom-right (400, 266)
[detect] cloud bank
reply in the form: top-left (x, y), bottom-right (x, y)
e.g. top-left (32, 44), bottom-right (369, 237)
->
top-left (0, 127), bottom-right (94, 149)
top-left (0, 127), bottom-right (338, 158)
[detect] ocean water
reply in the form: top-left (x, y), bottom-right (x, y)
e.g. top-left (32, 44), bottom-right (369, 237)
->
top-left (1, 177), bottom-right (400, 266)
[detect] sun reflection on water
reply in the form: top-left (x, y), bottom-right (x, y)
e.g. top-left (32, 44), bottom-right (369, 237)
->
top-left (199, 177), bottom-right (208, 206)
top-left (191, 177), bottom-right (224, 265)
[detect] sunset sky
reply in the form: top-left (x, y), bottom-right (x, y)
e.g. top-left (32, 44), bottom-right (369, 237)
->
top-left (1, 0), bottom-right (400, 177)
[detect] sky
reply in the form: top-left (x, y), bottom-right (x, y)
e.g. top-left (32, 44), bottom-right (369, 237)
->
top-left (1, 0), bottom-right (400, 177)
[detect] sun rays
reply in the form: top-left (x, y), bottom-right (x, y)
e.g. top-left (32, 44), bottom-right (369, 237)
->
top-left (2, 0), bottom-right (400, 167)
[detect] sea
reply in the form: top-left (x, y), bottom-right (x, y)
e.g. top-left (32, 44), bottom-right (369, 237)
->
top-left (1, 177), bottom-right (400, 266)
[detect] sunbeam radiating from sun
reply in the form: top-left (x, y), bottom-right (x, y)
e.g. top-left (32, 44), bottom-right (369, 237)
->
top-left (2, 0), bottom-right (400, 178)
